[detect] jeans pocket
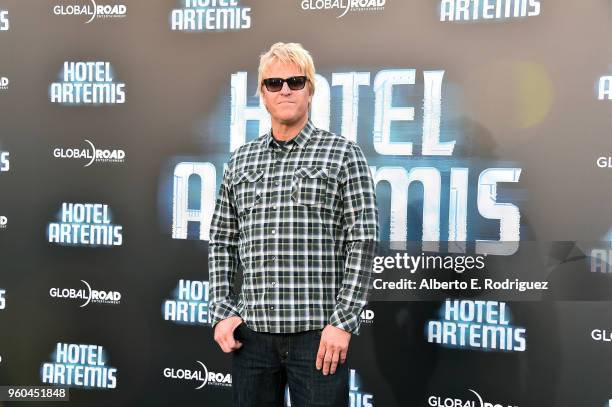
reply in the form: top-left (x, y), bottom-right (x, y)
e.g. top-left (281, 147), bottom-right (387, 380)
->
top-left (233, 322), bottom-right (246, 340)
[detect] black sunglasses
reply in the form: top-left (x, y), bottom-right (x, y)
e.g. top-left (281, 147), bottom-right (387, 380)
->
top-left (262, 76), bottom-right (308, 92)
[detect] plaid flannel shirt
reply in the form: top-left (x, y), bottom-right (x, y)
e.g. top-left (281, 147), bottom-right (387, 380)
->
top-left (208, 119), bottom-right (378, 335)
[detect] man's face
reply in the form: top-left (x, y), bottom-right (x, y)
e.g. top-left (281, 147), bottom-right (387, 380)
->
top-left (261, 61), bottom-right (312, 127)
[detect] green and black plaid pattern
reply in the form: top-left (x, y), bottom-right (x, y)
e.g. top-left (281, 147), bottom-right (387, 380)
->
top-left (208, 119), bottom-right (379, 335)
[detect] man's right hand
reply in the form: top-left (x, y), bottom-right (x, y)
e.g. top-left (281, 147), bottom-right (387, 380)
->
top-left (213, 315), bottom-right (244, 353)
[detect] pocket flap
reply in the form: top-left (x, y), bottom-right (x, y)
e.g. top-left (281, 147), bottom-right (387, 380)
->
top-left (293, 166), bottom-right (328, 179)
top-left (232, 170), bottom-right (264, 184)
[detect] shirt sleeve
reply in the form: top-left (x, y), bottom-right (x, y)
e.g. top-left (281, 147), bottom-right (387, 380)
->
top-left (328, 143), bottom-right (379, 335)
top-left (208, 162), bottom-right (241, 329)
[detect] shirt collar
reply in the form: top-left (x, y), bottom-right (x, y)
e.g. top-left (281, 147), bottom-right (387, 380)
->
top-left (262, 119), bottom-right (316, 149)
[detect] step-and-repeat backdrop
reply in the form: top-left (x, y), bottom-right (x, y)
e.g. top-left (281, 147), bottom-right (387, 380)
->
top-left (1, 0), bottom-right (612, 406)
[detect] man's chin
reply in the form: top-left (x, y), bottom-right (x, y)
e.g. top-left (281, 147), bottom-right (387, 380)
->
top-left (276, 116), bottom-right (302, 126)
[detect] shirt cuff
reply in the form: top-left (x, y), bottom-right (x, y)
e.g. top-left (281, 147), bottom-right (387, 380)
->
top-left (329, 308), bottom-right (361, 335)
top-left (209, 301), bottom-right (240, 329)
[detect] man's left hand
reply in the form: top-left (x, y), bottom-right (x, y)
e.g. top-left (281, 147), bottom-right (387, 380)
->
top-left (315, 324), bottom-right (351, 375)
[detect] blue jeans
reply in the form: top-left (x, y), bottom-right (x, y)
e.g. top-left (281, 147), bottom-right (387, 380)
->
top-left (232, 322), bottom-right (349, 407)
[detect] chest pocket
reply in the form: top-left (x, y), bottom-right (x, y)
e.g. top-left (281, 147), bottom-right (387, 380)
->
top-left (232, 169), bottom-right (264, 216)
top-left (291, 166), bottom-right (328, 206)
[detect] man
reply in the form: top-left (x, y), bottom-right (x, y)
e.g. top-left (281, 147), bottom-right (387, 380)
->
top-left (208, 42), bottom-right (379, 407)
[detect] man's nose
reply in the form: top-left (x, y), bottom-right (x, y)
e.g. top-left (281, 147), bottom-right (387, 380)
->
top-left (280, 81), bottom-right (292, 94)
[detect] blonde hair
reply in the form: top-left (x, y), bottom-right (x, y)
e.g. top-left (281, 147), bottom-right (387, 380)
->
top-left (256, 42), bottom-right (316, 97)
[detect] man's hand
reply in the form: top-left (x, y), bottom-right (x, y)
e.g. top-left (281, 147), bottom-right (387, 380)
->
top-left (213, 316), bottom-right (244, 353)
top-left (316, 324), bottom-right (351, 375)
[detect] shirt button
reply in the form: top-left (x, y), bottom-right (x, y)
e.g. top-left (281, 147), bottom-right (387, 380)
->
top-left (269, 306), bottom-right (275, 310)
top-left (272, 205), bottom-right (277, 210)
top-left (271, 229), bottom-right (276, 235)
top-left (271, 281), bottom-right (276, 287)
top-left (274, 181), bottom-right (280, 186)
